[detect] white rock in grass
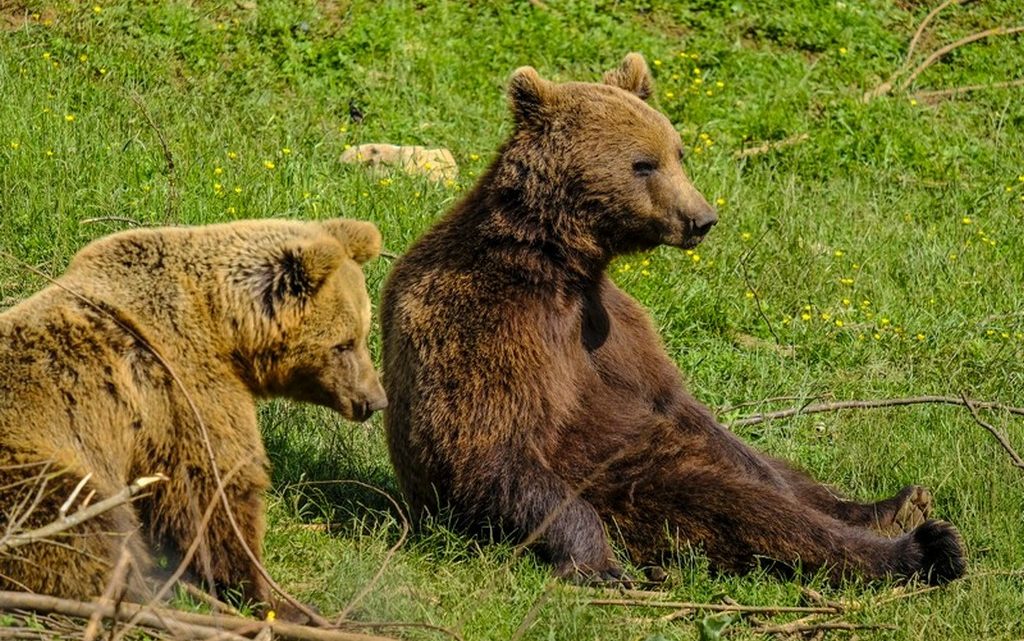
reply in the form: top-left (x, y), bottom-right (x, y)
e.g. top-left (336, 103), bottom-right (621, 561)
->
top-left (341, 144), bottom-right (458, 183)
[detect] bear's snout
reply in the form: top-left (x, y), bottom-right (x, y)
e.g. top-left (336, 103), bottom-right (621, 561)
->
top-left (689, 209), bottom-right (718, 237)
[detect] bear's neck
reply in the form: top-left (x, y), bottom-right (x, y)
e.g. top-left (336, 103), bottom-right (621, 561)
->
top-left (448, 158), bottom-right (612, 289)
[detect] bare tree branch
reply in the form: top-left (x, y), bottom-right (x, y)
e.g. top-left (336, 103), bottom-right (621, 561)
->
top-left (0, 475), bottom-right (166, 552)
top-left (960, 391), bottom-right (1024, 470)
top-left (730, 395), bottom-right (1024, 427)
top-left (899, 25), bottom-right (1024, 91)
top-left (0, 591), bottom-right (399, 641)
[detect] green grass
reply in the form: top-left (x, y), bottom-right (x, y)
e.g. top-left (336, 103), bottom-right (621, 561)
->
top-left (2, 0), bottom-right (1023, 639)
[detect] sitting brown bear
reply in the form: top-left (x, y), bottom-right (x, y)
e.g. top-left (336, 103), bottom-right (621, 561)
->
top-left (381, 54), bottom-right (965, 585)
top-left (0, 218), bottom-right (386, 617)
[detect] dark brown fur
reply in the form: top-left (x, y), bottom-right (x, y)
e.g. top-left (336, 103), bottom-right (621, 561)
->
top-left (381, 54), bottom-right (965, 585)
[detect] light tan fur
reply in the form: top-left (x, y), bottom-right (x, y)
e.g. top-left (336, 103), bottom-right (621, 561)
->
top-left (0, 218), bottom-right (385, 618)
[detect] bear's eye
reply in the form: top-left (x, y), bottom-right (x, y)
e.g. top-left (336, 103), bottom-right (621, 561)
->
top-left (632, 159), bottom-right (658, 177)
top-left (334, 340), bottom-right (355, 353)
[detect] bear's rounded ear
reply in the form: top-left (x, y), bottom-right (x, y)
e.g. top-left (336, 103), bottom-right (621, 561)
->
top-left (508, 66), bottom-right (554, 126)
top-left (256, 238), bottom-right (345, 315)
top-left (320, 219), bottom-right (382, 264)
top-left (603, 52), bottom-right (653, 101)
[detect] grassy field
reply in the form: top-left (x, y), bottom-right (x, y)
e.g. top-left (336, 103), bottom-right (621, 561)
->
top-left (2, 0), bottom-right (1023, 639)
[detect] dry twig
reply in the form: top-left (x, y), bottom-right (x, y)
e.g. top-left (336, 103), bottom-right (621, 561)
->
top-left (0, 474), bottom-right (166, 552)
top-left (126, 91), bottom-right (178, 222)
top-left (913, 77), bottom-right (1024, 103)
top-left (960, 392), bottom-right (1024, 470)
top-left (751, 620), bottom-right (895, 635)
top-left (80, 217), bottom-right (148, 227)
top-left (588, 598), bottom-right (839, 615)
top-left (737, 229), bottom-right (781, 345)
top-left (0, 591), bottom-right (398, 641)
top-left (899, 25), bottom-right (1024, 91)
top-left (730, 395), bottom-right (1024, 427)
top-left (734, 133), bottom-right (809, 159)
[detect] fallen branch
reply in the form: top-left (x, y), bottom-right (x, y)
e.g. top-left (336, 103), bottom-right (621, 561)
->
top-left (588, 598), bottom-right (838, 615)
top-left (737, 228), bottom-right (781, 345)
top-left (751, 619), bottom-right (895, 635)
top-left (0, 591), bottom-right (398, 641)
top-left (0, 474), bottom-right (166, 552)
top-left (899, 25), bottom-right (1024, 91)
top-left (734, 133), bottom-right (809, 159)
top-left (730, 395), bottom-right (1024, 427)
top-left (511, 581), bottom-right (556, 641)
top-left (961, 392), bottom-right (1024, 470)
top-left (912, 77), bottom-right (1024, 103)
top-left (80, 216), bottom-right (147, 227)
top-left (719, 394), bottom-right (826, 414)
top-left (127, 90), bottom-right (178, 221)
top-left (904, 0), bottom-right (965, 67)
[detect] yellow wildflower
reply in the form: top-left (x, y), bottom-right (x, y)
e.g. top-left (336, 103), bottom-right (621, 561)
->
top-left (263, 160), bottom-right (275, 169)
top-left (64, 114), bottom-right (75, 122)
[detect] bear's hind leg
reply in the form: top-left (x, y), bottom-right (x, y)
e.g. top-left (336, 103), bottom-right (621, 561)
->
top-left (619, 464), bottom-right (963, 585)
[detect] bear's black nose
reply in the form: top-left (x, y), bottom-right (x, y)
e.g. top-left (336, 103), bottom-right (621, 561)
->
top-left (691, 210), bottom-right (717, 237)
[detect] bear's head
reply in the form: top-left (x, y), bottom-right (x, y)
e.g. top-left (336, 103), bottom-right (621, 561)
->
top-left (230, 219), bottom-right (387, 422)
top-left (495, 53), bottom-right (716, 259)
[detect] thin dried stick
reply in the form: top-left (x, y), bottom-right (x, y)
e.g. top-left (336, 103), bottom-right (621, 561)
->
top-left (899, 25), bottom-right (1024, 91)
top-left (342, 621), bottom-right (466, 641)
top-left (737, 229), bottom-right (781, 345)
top-left (0, 474), bottom-right (166, 552)
top-left (913, 77), bottom-right (1024, 102)
top-left (719, 394), bottom-right (824, 414)
top-left (112, 462), bottom-right (250, 641)
top-left (960, 392), bottom-right (1024, 469)
top-left (752, 620), bottom-right (896, 635)
top-left (181, 582), bottom-right (244, 617)
top-left (905, 0), bottom-right (964, 69)
top-left (734, 133), bottom-right (809, 159)
top-left (0, 591), bottom-right (399, 641)
top-left (588, 598), bottom-right (839, 615)
top-left (82, 542), bottom-right (133, 641)
top-left (730, 395), bottom-right (1024, 427)
top-left (510, 581), bottom-right (556, 641)
top-left (329, 482), bottom-right (410, 623)
top-left (564, 584), bottom-right (672, 600)
top-left (80, 216), bottom-right (148, 227)
top-left (127, 91), bottom-right (178, 221)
